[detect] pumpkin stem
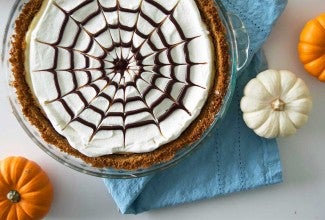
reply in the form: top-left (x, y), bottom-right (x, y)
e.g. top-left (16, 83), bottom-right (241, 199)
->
top-left (7, 190), bottom-right (21, 203)
top-left (271, 99), bottom-right (285, 111)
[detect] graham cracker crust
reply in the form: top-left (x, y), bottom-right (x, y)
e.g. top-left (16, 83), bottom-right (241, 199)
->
top-left (9, 0), bottom-right (229, 170)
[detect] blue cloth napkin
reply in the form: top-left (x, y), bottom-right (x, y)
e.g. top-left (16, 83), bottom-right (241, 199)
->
top-left (104, 0), bottom-right (287, 214)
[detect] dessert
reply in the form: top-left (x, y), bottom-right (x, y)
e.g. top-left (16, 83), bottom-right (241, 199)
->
top-left (10, 0), bottom-right (229, 170)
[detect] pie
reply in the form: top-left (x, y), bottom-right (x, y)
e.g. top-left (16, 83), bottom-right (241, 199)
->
top-left (10, 0), bottom-right (229, 170)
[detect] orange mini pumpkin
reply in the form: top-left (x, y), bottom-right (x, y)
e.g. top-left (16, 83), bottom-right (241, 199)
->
top-left (298, 13), bottom-right (325, 82)
top-left (0, 157), bottom-right (53, 220)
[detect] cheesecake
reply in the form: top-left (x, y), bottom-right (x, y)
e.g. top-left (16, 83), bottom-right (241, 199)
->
top-left (10, 0), bottom-right (229, 170)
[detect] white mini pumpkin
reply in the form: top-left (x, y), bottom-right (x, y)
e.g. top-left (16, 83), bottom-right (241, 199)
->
top-left (240, 69), bottom-right (312, 138)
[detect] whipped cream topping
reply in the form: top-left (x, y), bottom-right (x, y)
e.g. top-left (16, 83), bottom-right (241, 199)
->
top-left (26, 0), bottom-right (214, 156)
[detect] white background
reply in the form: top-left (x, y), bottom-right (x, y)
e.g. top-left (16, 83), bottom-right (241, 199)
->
top-left (1, 0), bottom-right (325, 219)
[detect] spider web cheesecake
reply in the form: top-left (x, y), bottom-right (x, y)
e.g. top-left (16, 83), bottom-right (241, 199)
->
top-left (10, 0), bottom-right (229, 169)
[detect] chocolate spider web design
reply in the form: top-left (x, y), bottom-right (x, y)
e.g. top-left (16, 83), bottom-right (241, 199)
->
top-left (34, 0), bottom-right (208, 146)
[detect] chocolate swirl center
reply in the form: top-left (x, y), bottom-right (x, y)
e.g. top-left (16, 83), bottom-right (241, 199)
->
top-left (113, 58), bottom-right (129, 74)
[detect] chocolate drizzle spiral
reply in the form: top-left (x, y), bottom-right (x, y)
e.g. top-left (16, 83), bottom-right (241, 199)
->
top-left (32, 0), bottom-right (210, 147)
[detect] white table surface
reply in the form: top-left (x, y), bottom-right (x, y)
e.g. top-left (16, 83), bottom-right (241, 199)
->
top-left (1, 0), bottom-right (325, 219)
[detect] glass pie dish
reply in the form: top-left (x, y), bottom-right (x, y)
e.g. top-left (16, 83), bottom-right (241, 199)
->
top-left (1, 0), bottom-right (249, 178)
